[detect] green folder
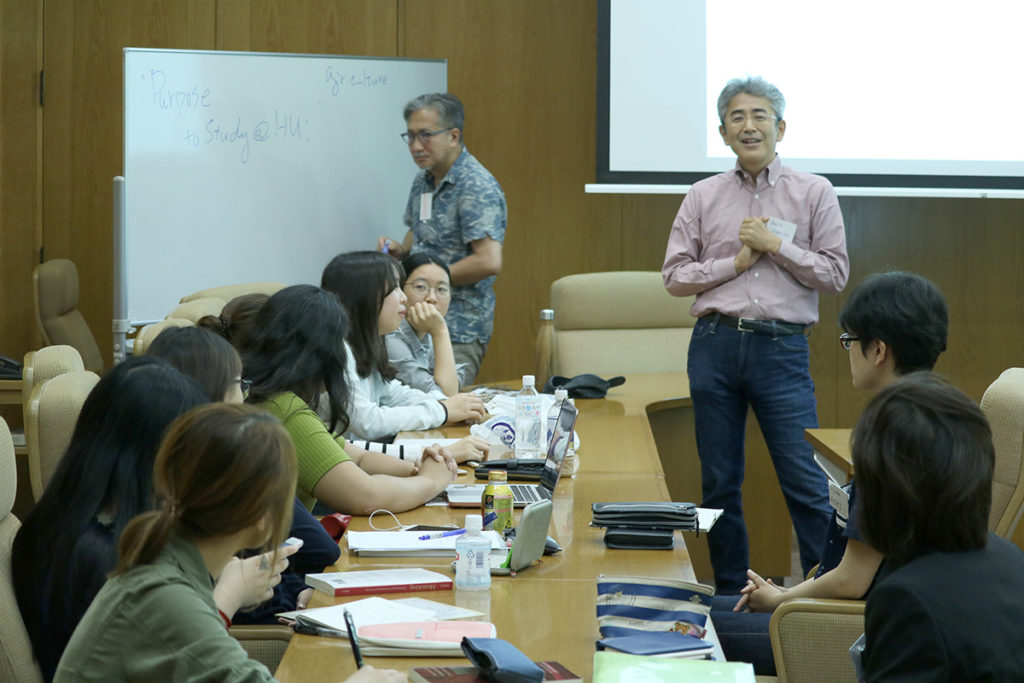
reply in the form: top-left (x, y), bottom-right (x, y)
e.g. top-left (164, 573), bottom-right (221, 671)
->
top-left (593, 651), bottom-right (755, 682)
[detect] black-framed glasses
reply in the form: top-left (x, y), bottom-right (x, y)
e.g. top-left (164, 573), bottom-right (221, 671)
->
top-left (235, 377), bottom-right (252, 400)
top-left (839, 333), bottom-right (859, 351)
top-left (405, 280), bottom-right (452, 299)
top-left (400, 128), bottom-right (452, 145)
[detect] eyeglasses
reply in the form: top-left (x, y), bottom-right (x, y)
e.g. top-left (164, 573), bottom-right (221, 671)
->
top-left (726, 112), bottom-right (778, 127)
top-left (405, 280), bottom-right (452, 298)
top-left (839, 333), bottom-right (860, 351)
top-left (400, 128), bottom-right (452, 145)
top-left (235, 377), bottom-right (252, 400)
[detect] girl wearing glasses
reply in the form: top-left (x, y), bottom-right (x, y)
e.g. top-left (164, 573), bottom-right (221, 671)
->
top-left (321, 251), bottom-right (487, 443)
top-left (385, 253), bottom-right (466, 396)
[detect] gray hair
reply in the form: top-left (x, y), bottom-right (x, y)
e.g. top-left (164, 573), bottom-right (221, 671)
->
top-left (403, 93), bottom-right (465, 145)
top-left (716, 77), bottom-right (785, 125)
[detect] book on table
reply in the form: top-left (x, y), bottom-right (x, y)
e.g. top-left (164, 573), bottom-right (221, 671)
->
top-left (409, 661), bottom-right (582, 683)
top-left (356, 621), bottom-right (496, 657)
top-left (596, 630), bottom-right (715, 659)
top-left (593, 652), bottom-right (754, 682)
top-left (345, 529), bottom-right (506, 557)
top-left (305, 568), bottom-right (453, 596)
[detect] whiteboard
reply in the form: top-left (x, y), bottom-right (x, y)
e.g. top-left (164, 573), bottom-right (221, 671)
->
top-left (123, 48), bottom-right (446, 323)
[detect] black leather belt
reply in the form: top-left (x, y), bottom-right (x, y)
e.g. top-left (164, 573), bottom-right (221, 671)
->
top-left (709, 314), bottom-right (807, 336)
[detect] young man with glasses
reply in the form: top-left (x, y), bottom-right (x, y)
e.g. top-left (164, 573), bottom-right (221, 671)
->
top-left (377, 93), bottom-right (506, 385)
top-left (710, 270), bottom-right (948, 675)
top-left (662, 76), bottom-right (850, 594)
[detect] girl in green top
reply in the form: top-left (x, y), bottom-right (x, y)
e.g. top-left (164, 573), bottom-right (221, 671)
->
top-left (55, 403), bottom-right (402, 683)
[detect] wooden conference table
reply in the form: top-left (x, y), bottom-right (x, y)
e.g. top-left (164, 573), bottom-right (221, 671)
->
top-left (805, 427), bottom-right (854, 483)
top-left (274, 373), bottom-right (702, 682)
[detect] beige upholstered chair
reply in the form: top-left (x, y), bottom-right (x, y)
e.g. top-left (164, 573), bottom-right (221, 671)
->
top-left (982, 367), bottom-right (1024, 539)
top-left (21, 345), bottom-right (85, 406)
top-left (179, 282), bottom-right (285, 304)
top-left (133, 318), bottom-right (193, 355)
top-left (228, 625), bottom-right (293, 672)
top-left (769, 599), bottom-right (864, 683)
top-left (167, 297), bottom-right (226, 324)
top-left (543, 271), bottom-right (696, 377)
top-left (32, 259), bottom-right (104, 373)
top-left (0, 416), bottom-right (44, 682)
top-left (25, 371), bottom-right (100, 500)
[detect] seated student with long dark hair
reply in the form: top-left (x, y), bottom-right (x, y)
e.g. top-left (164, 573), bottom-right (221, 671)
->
top-left (385, 253), bottom-right (466, 395)
top-left (244, 284), bottom-right (458, 514)
top-left (712, 272), bottom-right (949, 675)
top-left (854, 374), bottom-right (1024, 681)
top-left (321, 250), bottom-right (487, 442)
top-left (147, 325), bottom-right (340, 617)
top-left (54, 403), bottom-right (403, 683)
top-left (12, 357), bottom-right (290, 681)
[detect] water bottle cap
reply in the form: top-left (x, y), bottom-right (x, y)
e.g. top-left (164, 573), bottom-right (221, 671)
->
top-left (522, 375), bottom-right (535, 386)
top-left (464, 514), bottom-right (483, 531)
top-left (540, 309), bottom-right (554, 320)
top-left (554, 388), bottom-right (568, 401)
top-left (487, 470), bottom-right (508, 482)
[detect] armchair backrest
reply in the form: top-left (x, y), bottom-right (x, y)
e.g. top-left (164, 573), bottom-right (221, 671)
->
top-left (0, 416), bottom-right (44, 682)
top-left (26, 371), bottom-right (100, 500)
top-left (32, 259), bottom-right (104, 373)
top-left (770, 598), bottom-right (865, 683)
top-left (981, 367), bottom-right (1024, 539)
top-left (547, 271), bottom-right (696, 377)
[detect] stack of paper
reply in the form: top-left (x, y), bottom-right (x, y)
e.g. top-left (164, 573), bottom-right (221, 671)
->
top-left (346, 529), bottom-right (506, 556)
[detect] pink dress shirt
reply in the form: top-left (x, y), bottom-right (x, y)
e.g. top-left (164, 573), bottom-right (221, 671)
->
top-left (662, 156), bottom-right (849, 325)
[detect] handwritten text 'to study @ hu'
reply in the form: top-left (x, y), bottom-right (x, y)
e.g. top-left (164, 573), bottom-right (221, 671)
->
top-left (181, 111), bottom-right (308, 164)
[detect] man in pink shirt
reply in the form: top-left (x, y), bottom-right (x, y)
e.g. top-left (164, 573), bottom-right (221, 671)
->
top-left (662, 76), bottom-right (850, 592)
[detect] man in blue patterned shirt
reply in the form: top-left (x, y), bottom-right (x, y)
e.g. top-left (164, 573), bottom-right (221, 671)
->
top-left (378, 93), bottom-right (506, 385)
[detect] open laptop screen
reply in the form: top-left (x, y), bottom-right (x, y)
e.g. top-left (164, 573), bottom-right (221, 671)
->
top-left (539, 401), bottom-right (578, 492)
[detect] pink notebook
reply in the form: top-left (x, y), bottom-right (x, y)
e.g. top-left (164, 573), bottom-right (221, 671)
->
top-left (357, 621), bottom-right (496, 651)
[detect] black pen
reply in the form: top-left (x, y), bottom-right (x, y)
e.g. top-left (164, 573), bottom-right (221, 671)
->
top-left (342, 608), bottom-right (364, 669)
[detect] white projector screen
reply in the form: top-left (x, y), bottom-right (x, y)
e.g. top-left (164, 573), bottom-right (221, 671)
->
top-left (596, 0), bottom-right (1024, 197)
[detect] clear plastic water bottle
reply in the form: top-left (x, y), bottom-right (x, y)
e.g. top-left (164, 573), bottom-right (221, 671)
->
top-left (546, 388), bottom-right (569, 449)
top-left (563, 398), bottom-right (578, 477)
top-left (455, 514), bottom-right (491, 591)
top-left (514, 374), bottom-right (543, 458)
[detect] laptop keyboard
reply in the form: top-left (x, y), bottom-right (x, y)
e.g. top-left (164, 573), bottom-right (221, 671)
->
top-left (510, 484), bottom-right (543, 503)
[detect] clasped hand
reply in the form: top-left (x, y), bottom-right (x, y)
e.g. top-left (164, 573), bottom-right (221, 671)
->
top-left (731, 568), bottom-right (787, 613)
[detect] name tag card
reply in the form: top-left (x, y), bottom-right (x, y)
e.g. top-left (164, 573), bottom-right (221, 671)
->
top-left (766, 217), bottom-right (797, 243)
top-left (420, 193), bottom-right (432, 221)
top-left (828, 479), bottom-right (850, 526)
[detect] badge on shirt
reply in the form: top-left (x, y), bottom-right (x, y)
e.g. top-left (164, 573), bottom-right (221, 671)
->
top-left (828, 478), bottom-right (850, 527)
top-left (766, 217), bottom-right (797, 244)
top-left (419, 193), bottom-right (432, 221)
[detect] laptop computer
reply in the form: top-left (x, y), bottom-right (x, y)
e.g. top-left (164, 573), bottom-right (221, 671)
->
top-left (446, 400), bottom-right (577, 508)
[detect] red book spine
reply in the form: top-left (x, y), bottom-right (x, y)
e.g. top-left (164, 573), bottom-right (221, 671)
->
top-left (329, 579), bottom-right (454, 596)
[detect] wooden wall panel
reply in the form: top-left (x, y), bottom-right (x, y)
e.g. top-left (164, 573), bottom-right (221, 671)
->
top-left (216, 0), bottom-right (397, 55)
top-left (0, 0), bottom-right (43, 367)
top-left (41, 0), bottom-right (216, 371)
top-left (400, 1), bottom-right (614, 384)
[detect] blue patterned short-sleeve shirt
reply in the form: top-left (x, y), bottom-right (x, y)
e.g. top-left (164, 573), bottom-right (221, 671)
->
top-left (403, 149), bottom-right (506, 344)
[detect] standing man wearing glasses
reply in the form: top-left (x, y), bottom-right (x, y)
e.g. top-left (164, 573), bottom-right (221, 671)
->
top-left (378, 92), bottom-right (506, 386)
top-left (662, 77), bottom-right (849, 593)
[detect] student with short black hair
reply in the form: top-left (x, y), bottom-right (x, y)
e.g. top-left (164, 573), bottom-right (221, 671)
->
top-left (713, 272), bottom-right (948, 676)
top-left (385, 252), bottom-right (465, 395)
top-left (855, 374), bottom-right (1024, 681)
top-left (54, 403), bottom-right (403, 683)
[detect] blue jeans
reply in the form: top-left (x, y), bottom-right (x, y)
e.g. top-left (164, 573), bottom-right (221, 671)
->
top-left (687, 315), bottom-right (830, 593)
top-left (710, 595), bottom-right (775, 675)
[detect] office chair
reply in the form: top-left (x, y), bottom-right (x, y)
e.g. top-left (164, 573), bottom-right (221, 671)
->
top-left (0, 416), bottom-right (45, 682)
top-left (167, 297), bottom-right (226, 324)
top-left (539, 271), bottom-right (696, 378)
top-left (32, 259), bottom-right (105, 373)
top-left (21, 345), bottom-right (85, 406)
top-left (179, 282), bottom-right (285, 304)
top-left (133, 319), bottom-right (193, 355)
top-left (228, 625), bottom-right (293, 672)
top-left (25, 371), bottom-right (100, 500)
top-left (982, 367), bottom-right (1024, 539)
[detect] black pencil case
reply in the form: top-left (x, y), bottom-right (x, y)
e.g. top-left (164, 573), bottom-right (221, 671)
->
top-left (603, 527), bottom-right (675, 550)
top-left (474, 458), bottom-right (545, 481)
top-left (591, 501), bottom-right (698, 529)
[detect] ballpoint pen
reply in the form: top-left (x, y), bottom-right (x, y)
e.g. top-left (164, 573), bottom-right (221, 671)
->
top-left (418, 512), bottom-right (497, 540)
top-left (342, 609), bottom-right (364, 669)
